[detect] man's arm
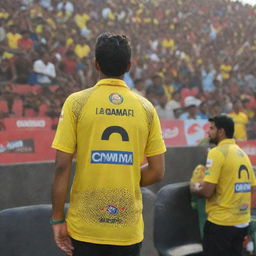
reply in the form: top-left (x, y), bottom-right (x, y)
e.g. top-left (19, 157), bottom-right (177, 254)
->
top-left (140, 153), bottom-right (165, 187)
top-left (190, 181), bottom-right (216, 199)
top-left (51, 150), bottom-right (74, 256)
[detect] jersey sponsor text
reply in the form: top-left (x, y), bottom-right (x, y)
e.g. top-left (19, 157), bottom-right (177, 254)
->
top-left (96, 108), bottom-right (134, 117)
top-left (91, 150), bottom-right (133, 165)
top-left (234, 182), bottom-right (251, 193)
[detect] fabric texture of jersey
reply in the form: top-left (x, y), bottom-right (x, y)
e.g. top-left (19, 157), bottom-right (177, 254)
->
top-left (52, 78), bottom-right (166, 245)
top-left (204, 139), bottom-right (256, 226)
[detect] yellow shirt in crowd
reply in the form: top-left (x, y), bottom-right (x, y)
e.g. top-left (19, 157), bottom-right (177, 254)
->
top-left (74, 13), bottom-right (89, 29)
top-left (220, 64), bottom-right (232, 80)
top-left (74, 44), bottom-right (90, 59)
top-left (6, 32), bottom-right (21, 49)
top-left (204, 139), bottom-right (256, 226)
top-left (162, 38), bottom-right (175, 50)
top-left (229, 112), bottom-right (249, 140)
top-left (52, 78), bottom-right (166, 245)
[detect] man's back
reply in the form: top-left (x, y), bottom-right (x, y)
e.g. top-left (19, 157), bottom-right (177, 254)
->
top-left (205, 139), bottom-right (256, 226)
top-left (52, 78), bottom-right (165, 245)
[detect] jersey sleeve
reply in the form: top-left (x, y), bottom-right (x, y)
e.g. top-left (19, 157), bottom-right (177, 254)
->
top-left (204, 148), bottom-right (225, 184)
top-left (51, 94), bottom-right (77, 154)
top-left (145, 106), bottom-right (166, 157)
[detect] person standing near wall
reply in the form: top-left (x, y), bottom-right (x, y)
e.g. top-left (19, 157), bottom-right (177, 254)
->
top-left (190, 114), bottom-right (256, 256)
top-left (51, 32), bottom-right (166, 256)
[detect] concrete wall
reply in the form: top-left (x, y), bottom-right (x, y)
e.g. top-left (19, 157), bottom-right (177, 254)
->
top-left (0, 146), bottom-right (207, 210)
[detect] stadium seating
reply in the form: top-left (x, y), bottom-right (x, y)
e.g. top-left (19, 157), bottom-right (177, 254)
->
top-left (154, 182), bottom-right (203, 256)
top-left (39, 104), bottom-right (49, 116)
top-left (12, 99), bottom-right (23, 116)
top-left (0, 100), bottom-right (8, 112)
top-left (12, 84), bottom-right (32, 94)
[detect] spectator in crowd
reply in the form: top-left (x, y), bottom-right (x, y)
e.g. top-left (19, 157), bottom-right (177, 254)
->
top-left (229, 100), bottom-right (249, 141)
top-left (57, 0), bottom-right (74, 16)
top-left (0, 58), bottom-right (16, 82)
top-left (22, 91), bottom-right (41, 116)
top-left (0, 0), bottom-right (255, 138)
top-left (59, 50), bottom-right (77, 76)
top-left (74, 37), bottom-right (90, 60)
top-left (155, 94), bottom-right (175, 120)
top-left (1, 83), bottom-right (16, 116)
top-left (0, 18), bottom-right (6, 43)
top-left (18, 30), bottom-right (34, 54)
top-left (3, 25), bottom-right (21, 59)
top-left (132, 78), bottom-right (145, 96)
top-left (33, 51), bottom-right (56, 85)
top-left (146, 73), bottom-right (166, 105)
top-left (198, 102), bottom-right (210, 120)
top-left (179, 96), bottom-right (202, 120)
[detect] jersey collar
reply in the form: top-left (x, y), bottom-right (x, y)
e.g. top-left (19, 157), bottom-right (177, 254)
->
top-left (218, 138), bottom-right (236, 146)
top-left (96, 78), bottom-right (129, 88)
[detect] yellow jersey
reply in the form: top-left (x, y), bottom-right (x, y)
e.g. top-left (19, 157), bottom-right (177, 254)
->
top-left (52, 78), bottom-right (166, 245)
top-left (6, 32), bottom-right (21, 49)
top-left (204, 139), bottom-right (256, 226)
top-left (220, 64), bottom-right (232, 80)
top-left (74, 44), bottom-right (90, 59)
top-left (229, 112), bottom-right (248, 140)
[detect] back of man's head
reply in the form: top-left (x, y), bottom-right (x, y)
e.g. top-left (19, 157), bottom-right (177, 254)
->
top-left (209, 114), bottom-right (234, 138)
top-left (95, 32), bottom-right (131, 77)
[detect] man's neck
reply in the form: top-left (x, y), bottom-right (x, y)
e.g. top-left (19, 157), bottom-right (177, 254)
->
top-left (217, 136), bottom-right (228, 145)
top-left (99, 72), bottom-right (124, 80)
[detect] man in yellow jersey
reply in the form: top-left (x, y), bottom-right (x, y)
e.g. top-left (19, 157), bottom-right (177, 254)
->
top-left (51, 32), bottom-right (166, 256)
top-left (229, 100), bottom-right (249, 141)
top-left (190, 114), bottom-right (256, 256)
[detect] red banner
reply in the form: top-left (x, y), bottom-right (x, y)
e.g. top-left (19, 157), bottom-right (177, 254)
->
top-left (160, 120), bottom-right (186, 146)
top-left (0, 131), bottom-right (55, 164)
top-left (1, 118), bottom-right (256, 165)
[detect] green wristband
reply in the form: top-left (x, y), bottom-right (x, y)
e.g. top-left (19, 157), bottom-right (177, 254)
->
top-left (50, 218), bottom-right (65, 225)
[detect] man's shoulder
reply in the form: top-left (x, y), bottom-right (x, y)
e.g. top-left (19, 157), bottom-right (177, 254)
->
top-left (131, 91), bottom-right (154, 110)
top-left (68, 86), bottom-right (98, 101)
top-left (208, 145), bottom-right (226, 159)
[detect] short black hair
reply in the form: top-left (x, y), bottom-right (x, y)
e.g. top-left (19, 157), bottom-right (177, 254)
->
top-left (209, 114), bottom-right (234, 138)
top-left (95, 32), bottom-right (131, 77)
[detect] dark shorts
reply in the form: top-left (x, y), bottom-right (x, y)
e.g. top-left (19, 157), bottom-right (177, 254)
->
top-left (71, 238), bottom-right (142, 256)
top-left (203, 220), bottom-right (248, 256)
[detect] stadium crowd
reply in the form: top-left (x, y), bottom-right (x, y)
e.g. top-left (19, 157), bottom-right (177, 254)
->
top-left (0, 0), bottom-right (256, 139)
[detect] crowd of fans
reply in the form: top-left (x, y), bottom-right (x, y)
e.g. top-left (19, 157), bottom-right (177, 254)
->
top-left (0, 0), bottom-right (256, 139)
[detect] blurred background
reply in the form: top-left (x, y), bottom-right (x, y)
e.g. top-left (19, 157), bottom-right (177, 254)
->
top-left (0, 0), bottom-right (255, 161)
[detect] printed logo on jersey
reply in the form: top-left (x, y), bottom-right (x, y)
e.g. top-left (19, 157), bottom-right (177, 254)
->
top-left (234, 182), bottom-right (251, 193)
top-left (109, 93), bottom-right (124, 105)
top-left (240, 203), bottom-right (249, 211)
top-left (205, 158), bottom-right (213, 174)
top-left (91, 150), bottom-right (133, 165)
top-left (107, 205), bottom-right (119, 215)
top-left (206, 158), bottom-right (213, 168)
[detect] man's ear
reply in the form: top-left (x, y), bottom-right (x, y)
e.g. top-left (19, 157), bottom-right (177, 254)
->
top-left (218, 128), bottom-right (225, 138)
top-left (95, 59), bottom-right (100, 71)
top-left (126, 61), bottom-right (131, 72)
